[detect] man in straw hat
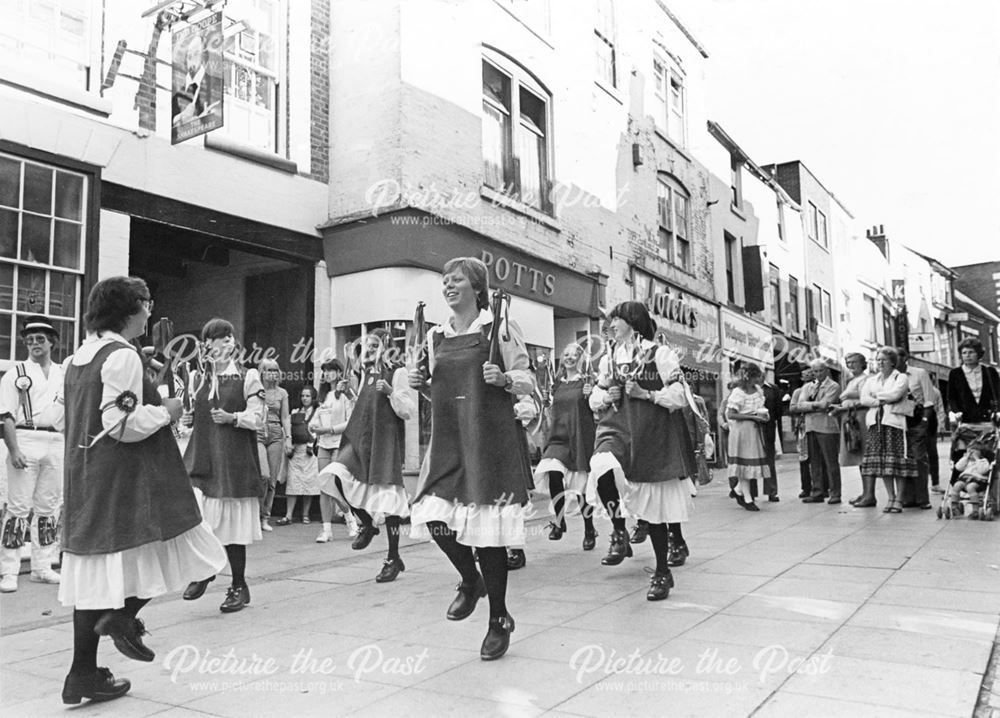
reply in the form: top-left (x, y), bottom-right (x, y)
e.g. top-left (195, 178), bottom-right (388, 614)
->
top-left (0, 315), bottom-right (65, 592)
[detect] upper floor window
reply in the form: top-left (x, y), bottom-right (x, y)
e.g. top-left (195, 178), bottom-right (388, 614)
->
top-left (0, 152), bottom-right (86, 365)
top-left (482, 54), bottom-right (552, 214)
top-left (787, 275), bottom-right (800, 332)
top-left (821, 288), bottom-right (832, 327)
top-left (817, 208), bottom-right (828, 248)
top-left (864, 295), bottom-right (877, 342)
top-left (769, 264), bottom-right (781, 327)
top-left (594, 0), bottom-right (616, 88)
top-left (222, 0), bottom-right (282, 152)
top-left (724, 232), bottom-right (737, 304)
top-left (0, 0), bottom-right (95, 91)
top-left (730, 156), bottom-right (743, 209)
top-left (657, 177), bottom-right (691, 271)
top-left (652, 58), bottom-right (686, 147)
top-left (807, 201), bottom-right (818, 240)
top-left (776, 198), bottom-right (786, 241)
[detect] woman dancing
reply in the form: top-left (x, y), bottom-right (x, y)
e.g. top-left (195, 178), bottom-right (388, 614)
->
top-left (588, 302), bottom-right (695, 600)
top-left (320, 329), bottom-right (414, 582)
top-left (408, 257), bottom-right (534, 660)
top-left (534, 342), bottom-right (598, 550)
top-left (60, 277), bottom-right (226, 704)
top-left (182, 318), bottom-right (265, 613)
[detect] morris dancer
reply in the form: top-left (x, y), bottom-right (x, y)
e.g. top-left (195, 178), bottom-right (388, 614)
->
top-left (408, 257), bottom-right (534, 660)
top-left (321, 328), bottom-right (414, 582)
top-left (0, 315), bottom-right (65, 592)
top-left (534, 342), bottom-right (598, 551)
top-left (588, 302), bottom-right (695, 600)
top-left (182, 318), bottom-right (265, 613)
top-left (60, 277), bottom-right (226, 704)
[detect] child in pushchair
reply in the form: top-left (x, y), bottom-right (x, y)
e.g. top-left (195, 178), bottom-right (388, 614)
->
top-left (939, 425), bottom-right (998, 520)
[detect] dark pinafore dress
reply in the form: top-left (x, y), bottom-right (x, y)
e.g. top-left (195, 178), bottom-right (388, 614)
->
top-left (184, 368), bottom-right (263, 545)
top-left (59, 340), bottom-right (226, 609)
top-left (320, 362), bottom-right (410, 518)
top-left (534, 378), bottom-right (596, 498)
top-left (411, 327), bottom-right (531, 547)
top-left (587, 344), bottom-right (697, 524)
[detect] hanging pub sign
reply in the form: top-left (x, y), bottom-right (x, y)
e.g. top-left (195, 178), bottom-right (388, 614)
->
top-left (171, 12), bottom-right (224, 145)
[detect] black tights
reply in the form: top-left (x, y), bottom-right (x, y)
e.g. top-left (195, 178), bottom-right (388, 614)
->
top-left (70, 596), bottom-right (151, 675)
top-left (668, 522), bottom-right (684, 545)
top-left (596, 471), bottom-right (626, 532)
top-left (428, 521), bottom-right (508, 618)
top-left (385, 515), bottom-right (401, 559)
top-left (648, 523), bottom-right (671, 574)
top-left (549, 472), bottom-right (595, 532)
top-left (225, 544), bottom-right (247, 588)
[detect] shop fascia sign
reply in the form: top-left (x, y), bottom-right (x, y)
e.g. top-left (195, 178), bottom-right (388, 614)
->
top-left (645, 286), bottom-right (699, 330)
top-left (479, 249), bottom-right (555, 297)
top-left (720, 309), bottom-right (774, 365)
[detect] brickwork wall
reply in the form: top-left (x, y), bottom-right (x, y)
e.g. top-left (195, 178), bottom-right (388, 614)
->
top-left (308, 0), bottom-right (331, 182)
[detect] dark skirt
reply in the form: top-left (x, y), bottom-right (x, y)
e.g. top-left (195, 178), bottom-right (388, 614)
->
top-left (860, 424), bottom-right (917, 480)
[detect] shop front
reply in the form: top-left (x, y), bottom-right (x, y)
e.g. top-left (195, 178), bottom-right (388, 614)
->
top-left (319, 207), bottom-right (604, 469)
top-left (630, 266), bottom-right (723, 465)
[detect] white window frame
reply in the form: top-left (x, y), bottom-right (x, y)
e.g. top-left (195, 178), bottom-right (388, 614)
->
top-left (657, 176), bottom-right (691, 271)
top-left (817, 208), bottom-right (828, 248)
top-left (787, 275), bottom-right (800, 333)
top-left (864, 295), bottom-right (878, 342)
top-left (0, 151), bottom-right (87, 368)
top-left (821, 289), bottom-right (832, 327)
top-left (594, 0), bottom-right (616, 88)
top-left (652, 55), bottom-right (686, 147)
top-left (769, 264), bottom-right (782, 328)
top-left (481, 50), bottom-right (553, 215)
top-left (0, 0), bottom-right (101, 95)
top-left (807, 201), bottom-right (818, 240)
top-left (221, 0), bottom-right (286, 154)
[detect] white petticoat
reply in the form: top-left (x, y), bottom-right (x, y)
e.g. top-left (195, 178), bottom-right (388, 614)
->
top-left (534, 458), bottom-right (588, 516)
top-left (319, 462), bottom-right (411, 520)
top-left (409, 495), bottom-right (526, 548)
top-left (585, 451), bottom-right (694, 524)
top-left (196, 492), bottom-right (263, 545)
top-left (58, 521), bottom-right (227, 610)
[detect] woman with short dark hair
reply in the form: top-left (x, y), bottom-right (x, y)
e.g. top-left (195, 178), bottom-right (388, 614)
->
top-left (181, 318), bottom-right (265, 613)
top-left (946, 337), bottom-right (1000, 492)
top-left (858, 347), bottom-right (917, 513)
top-left (310, 358), bottom-right (355, 542)
top-left (60, 276), bottom-right (226, 704)
top-left (588, 301), bottom-right (696, 601)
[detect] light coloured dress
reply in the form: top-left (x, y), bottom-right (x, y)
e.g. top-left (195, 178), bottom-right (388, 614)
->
top-left (726, 386), bottom-right (771, 482)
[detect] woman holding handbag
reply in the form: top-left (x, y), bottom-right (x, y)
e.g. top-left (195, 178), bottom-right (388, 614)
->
top-left (858, 347), bottom-right (917, 513)
top-left (725, 362), bottom-right (771, 512)
top-left (832, 352), bottom-right (874, 506)
top-left (278, 385), bottom-right (320, 525)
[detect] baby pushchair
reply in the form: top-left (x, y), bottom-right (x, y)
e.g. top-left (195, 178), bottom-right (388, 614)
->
top-left (937, 421), bottom-right (999, 521)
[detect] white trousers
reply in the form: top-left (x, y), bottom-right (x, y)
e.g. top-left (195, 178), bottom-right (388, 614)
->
top-left (1, 430), bottom-right (64, 575)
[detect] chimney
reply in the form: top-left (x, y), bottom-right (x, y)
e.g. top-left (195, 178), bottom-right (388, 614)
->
top-left (867, 224), bottom-right (890, 260)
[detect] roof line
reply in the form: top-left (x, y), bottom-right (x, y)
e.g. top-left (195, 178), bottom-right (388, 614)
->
top-left (654, 0), bottom-right (709, 58)
top-left (761, 160), bottom-right (855, 219)
top-left (955, 289), bottom-right (1000, 324)
top-left (707, 120), bottom-right (800, 209)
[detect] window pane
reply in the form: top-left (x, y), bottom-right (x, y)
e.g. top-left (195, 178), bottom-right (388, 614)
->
top-left (0, 313), bottom-right (10, 360)
top-left (658, 228), bottom-right (671, 256)
top-left (16, 266), bottom-right (46, 312)
top-left (482, 102), bottom-right (508, 189)
top-left (519, 87), bottom-right (545, 131)
top-left (483, 62), bottom-right (510, 109)
top-left (53, 220), bottom-right (81, 268)
top-left (0, 264), bottom-right (12, 309)
top-left (657, 183), bottom-right (670, 228)
top-left (48, 271), bottom-right (76, 317)
top-left (20, 214), bottom-right (51, 263)
top-left (676, 237), bottom-right (690, 270)
top-left (517, 124), bottom-right (543, 208)
top-left (55, 171), bottom-right (83, 220)
top-left (0, 208), bottom-right (17, 258)
top-left (50, 317), bottom-right (74, 362)
top-left (674, 194), bottom-right (688, 237)
top-left (23, 164), bottom-right (53, 215)
top-left (0, 156), bottom-right (20, 208)
top-left (595, 34), bottom-right (614, 86)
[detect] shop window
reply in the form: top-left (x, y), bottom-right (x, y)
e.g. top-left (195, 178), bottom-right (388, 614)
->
top-left (223, 0), bottom-right (283, 153)
top-left (657, 175), bottom-right (690, 270)
top-left (0, 152), bottom-right (86, 363)
top-left (0, 0), bottom-right (96, 92)
top-left (594, 0), bottom-right (616, 88)
top-left (482, 54), bottom-right (552, 214)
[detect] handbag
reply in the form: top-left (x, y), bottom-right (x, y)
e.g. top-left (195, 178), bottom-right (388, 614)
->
top-left (842, 409), bottom-right (863, 453)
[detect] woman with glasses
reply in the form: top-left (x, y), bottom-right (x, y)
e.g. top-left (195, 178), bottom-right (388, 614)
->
top-left (59, 277), bottom-right (226, 704)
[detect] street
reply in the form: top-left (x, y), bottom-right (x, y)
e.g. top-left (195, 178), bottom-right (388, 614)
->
top-left (2, 453), bottom-right (998, 717)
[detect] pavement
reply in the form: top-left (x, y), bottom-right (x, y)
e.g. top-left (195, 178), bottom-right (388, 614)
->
top-left (2, 451), bottom-right (999, 718)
